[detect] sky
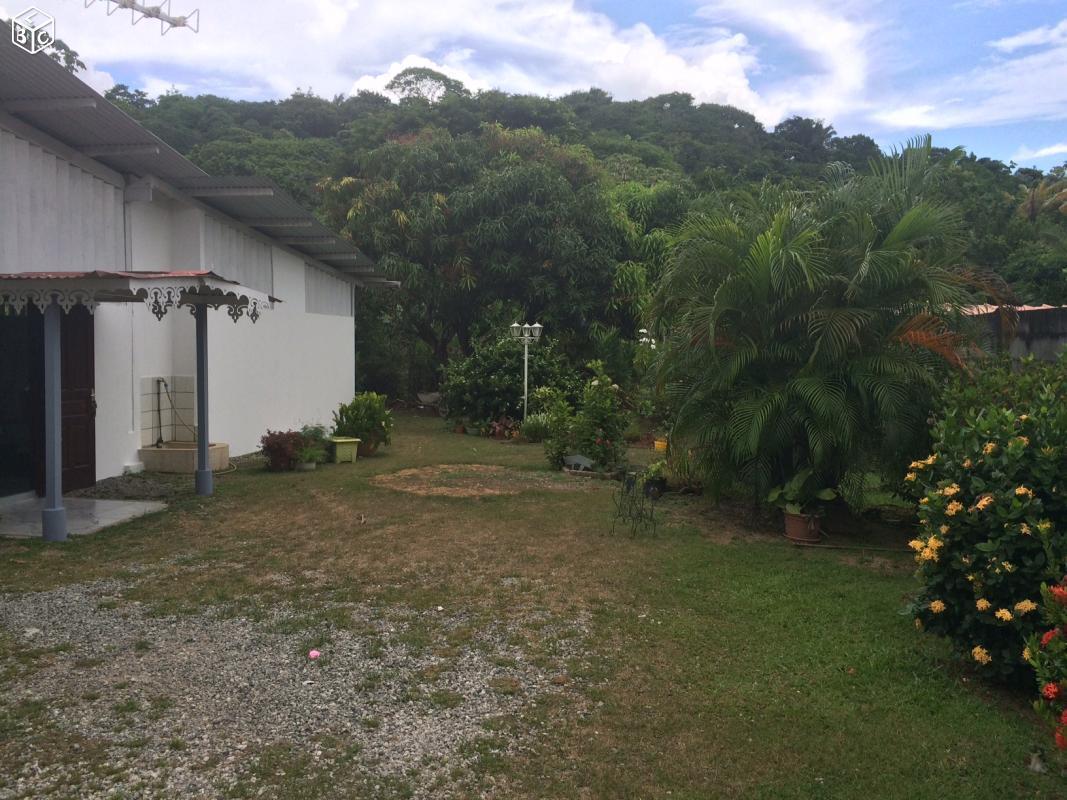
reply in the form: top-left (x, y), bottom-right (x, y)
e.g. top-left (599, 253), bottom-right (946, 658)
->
top-left (5, 0), bottom-right (1067, 169)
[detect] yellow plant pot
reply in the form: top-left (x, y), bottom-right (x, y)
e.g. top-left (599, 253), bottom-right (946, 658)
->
top-left (330, 436), bottom-right (361, 463)
top-left (653, 438), bottom-right (668, 453)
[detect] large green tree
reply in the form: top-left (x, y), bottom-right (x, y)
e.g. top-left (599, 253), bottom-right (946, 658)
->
top-left (321, 124), bottom-right (629, 366)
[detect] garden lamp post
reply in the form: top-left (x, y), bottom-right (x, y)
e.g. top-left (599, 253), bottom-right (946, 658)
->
top-left (509, 321), bottom-right (543, 420)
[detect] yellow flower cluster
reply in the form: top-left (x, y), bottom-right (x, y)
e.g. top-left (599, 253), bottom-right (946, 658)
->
top-left (972, 645), bottom-right (992, 665)
top-left (939, 524), bottom-right (950, 535)
top-left (976, 598), bottom-right (991, 612)
top-left (1023, 646), bottom-right (1033, 662)
top-left (962, 458), bottom-right (973, 469)
top-left (1015, 485), bottom-right (1034, 498)
top-left (1014, 599), bottom-right (1038, 614)
top-left (995, 608), bottom-right (1013, 622)
top-left (1020, 523), bottom-right (1032, 535)
top-left (975, 495), bottom-right (994, 511)
top-left (1010, 436), bottom-right (1030, 448)
top-left (930, 600), bottom-right (946, 614)
top-left (941, 483), bottom-right (961, 497)
top-left (910, 454), bottom-right (938, 470)
top-left (946, 500), bottom-right (964, 516)
top-left (904, 472), bottom-right (917, 482)
top-left (1037, 520), bottom-right (1053, 534)
top-left (982, 442), bottom-right (998, 455)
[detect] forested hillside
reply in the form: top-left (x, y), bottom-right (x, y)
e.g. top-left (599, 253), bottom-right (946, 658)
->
top-left (105, 68), bottom-right (1067, 396)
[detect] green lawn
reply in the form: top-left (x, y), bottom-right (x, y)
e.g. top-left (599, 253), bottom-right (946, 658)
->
top-left (0, 414), bottom-right (1059, 798)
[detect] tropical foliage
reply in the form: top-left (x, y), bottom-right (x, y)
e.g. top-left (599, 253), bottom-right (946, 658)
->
top-left (653, 138), bottom-right (1009, 504)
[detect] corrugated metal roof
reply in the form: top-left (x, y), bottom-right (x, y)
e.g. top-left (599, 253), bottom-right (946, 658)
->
top-left (0, 23), bottom-right (381, 280)
top-left (964, 304), bottom-right (1060, 316)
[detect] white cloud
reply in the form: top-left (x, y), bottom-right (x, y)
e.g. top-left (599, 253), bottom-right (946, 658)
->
top-left (36, 0), bottom-right (883, 128)
top-left (1013, 141), bottom-right (1067, 161)
top-left (990, 18), bottom-right (1067, 52)
top-left (874, 17), bottom-right (1067, 130)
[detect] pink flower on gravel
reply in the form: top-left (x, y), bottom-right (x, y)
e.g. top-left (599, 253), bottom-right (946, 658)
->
top-left (308, 649), bottom-right (321, 660)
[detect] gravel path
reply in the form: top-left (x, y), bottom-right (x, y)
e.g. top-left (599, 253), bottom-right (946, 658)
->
top-left (0, 578), bottom-right (588, 798)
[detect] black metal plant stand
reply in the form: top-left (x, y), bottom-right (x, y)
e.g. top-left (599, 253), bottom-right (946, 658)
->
top-left (611, 472), bottom-right (657, 536)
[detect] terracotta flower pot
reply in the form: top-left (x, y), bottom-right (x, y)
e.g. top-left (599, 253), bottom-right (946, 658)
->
top-left (783, 511), bottom-right (821, 545)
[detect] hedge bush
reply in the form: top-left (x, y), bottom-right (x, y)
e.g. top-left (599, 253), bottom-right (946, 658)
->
top-left (541, 363), bottom-right (627, 469)
top-left (440, 337), bottom-right (579, 426)
top-left (909, 356), bottom-right (1067, 683)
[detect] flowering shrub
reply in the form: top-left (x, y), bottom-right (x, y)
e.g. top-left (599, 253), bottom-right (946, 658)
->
top-left (908, 357), bottom-right (1067, 682)
top-left (540, 363), bottom-right (627, 469)
top-left (1025, 579), bottom-right (1067, 754)
top-left (570, 362), bottom-right (627, 468)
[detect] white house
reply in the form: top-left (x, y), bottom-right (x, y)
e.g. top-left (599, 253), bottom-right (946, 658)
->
top-left (0, 30), bottom-right (392, 539)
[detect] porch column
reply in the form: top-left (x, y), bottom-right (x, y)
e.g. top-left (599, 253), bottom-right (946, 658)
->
top-left (194, 304), bottom-right (213, 496)
top-left (41, 299), bottom-right (67, 542)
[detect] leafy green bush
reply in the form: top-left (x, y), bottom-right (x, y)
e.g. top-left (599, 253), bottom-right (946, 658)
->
top-left (1025, 578), bottom-right (1067, 755)
top-left (440, 337), bottom-right (579, 426)
top-left (520, 412), bottom-right (552, 443)
top-left (332, 392), bottom-right (394, 448)
top-left (909, 357), bottom-right (1067, 682)
top-left (540, 363), bottom-right (627, 469)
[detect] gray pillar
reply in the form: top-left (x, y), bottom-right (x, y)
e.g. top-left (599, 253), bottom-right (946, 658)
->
top-left (41, 300), bottom-right (67, 542)
top-left (194, 305), bottom-right (213, 496)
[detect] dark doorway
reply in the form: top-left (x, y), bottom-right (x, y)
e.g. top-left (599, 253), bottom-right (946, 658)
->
top-left (28, 306), bottom-right (97, 495)
top-left (0, 309), bottom-right (34, 497)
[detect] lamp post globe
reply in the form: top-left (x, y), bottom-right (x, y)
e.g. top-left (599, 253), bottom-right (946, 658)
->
top-left (509, 322), bottom-right (522, 339)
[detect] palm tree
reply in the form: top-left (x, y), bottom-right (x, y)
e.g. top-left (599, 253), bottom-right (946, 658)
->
top-left (1016, 177), bottom-right (1067, 224)
top-left (652, 137), bottom-right (1011, 505)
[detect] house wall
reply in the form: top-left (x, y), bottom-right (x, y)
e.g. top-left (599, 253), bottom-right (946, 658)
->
top-left (209, 248), bottom-right (354, 457)
top-left (0, 121), bottom-right (357, 485)
top-left (0, 127), bottom-right (124, 274)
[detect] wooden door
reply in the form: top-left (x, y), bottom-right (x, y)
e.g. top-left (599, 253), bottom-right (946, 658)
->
top-left (31, 306), bottom-right (96, 494)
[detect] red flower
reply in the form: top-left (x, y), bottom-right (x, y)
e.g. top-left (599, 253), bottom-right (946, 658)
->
top-left (1052, 584), bottom-right (1067, 606)
top-left (1042, 628), bottom-right (1061, 647)
top-left (1061, 708), bottom-right (1067, 725)
top-left (1057, 729), bottom-right (1067, 751)
top-left (1042, 682), bottom-right (1061, 701)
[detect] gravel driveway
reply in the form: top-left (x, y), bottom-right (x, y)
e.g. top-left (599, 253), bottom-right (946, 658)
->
top-left (0, 576), bottom-right (588, 798)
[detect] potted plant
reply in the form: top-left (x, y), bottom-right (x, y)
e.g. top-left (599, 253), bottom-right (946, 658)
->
top-left (260, 429), bottom-right (304, 472)
top-left (641, 459), bottom-right (668, 498)
top-left (332, 392), bottom-right (394, 456)
top-left (767, 468), bottom-right (837, 545)
top-left (296, 443), bottom-right (327, 471)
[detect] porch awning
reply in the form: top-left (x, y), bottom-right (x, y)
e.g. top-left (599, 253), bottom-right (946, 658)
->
top-left (0, 270), bottom-right (276, 322)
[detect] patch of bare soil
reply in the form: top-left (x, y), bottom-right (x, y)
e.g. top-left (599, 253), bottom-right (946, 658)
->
top-left (372, 464), bottom-right (583, 498)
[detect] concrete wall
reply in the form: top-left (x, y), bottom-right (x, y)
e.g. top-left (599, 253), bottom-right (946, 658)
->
top-left (1, 120), bottom-right (356, 483)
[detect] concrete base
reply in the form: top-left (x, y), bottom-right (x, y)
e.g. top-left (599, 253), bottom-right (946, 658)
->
top-left (138, 441), bottom-right (229, 473)
top-left (0, 496), bottom-right (167, 539)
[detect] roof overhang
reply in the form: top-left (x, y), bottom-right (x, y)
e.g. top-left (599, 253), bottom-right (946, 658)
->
top-left (0, 271), bottom-right (276, 323)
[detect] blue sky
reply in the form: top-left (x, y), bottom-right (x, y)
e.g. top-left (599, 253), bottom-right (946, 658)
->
top-left (9, 0), bottom-right (1067, 169)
